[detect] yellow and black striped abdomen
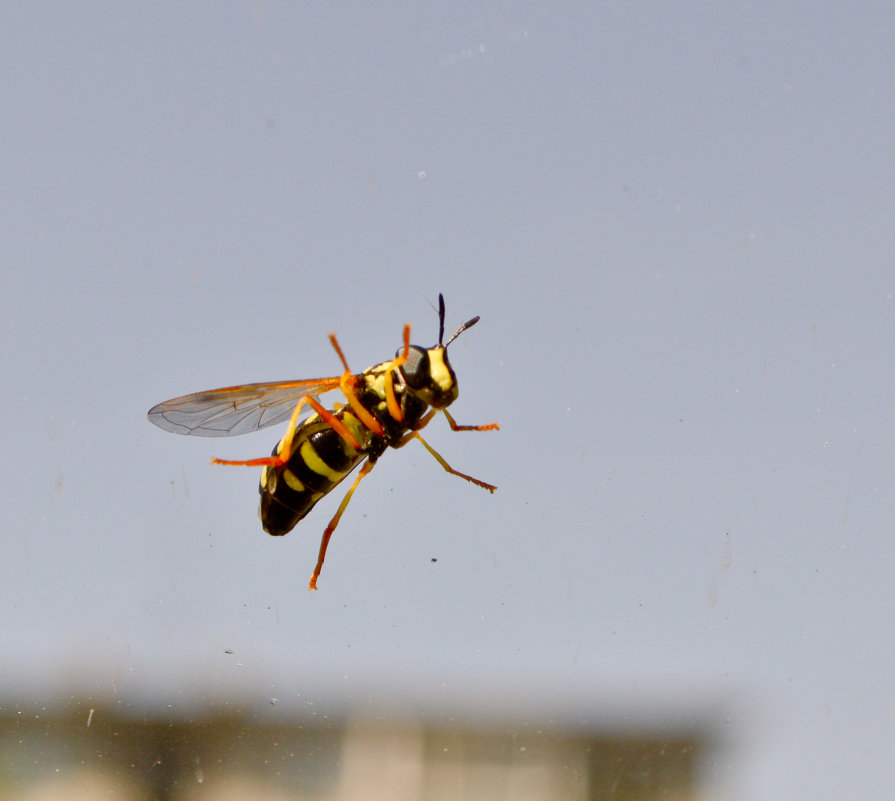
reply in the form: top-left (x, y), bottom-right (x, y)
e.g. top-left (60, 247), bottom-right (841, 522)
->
top-left (259, 413), bottom-right (373, 537)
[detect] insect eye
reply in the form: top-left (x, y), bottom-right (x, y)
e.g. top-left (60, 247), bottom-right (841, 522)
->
top-left (401, 346), bottom-right (429, 388)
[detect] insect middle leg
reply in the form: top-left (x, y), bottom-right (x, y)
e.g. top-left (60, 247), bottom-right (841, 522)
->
top-left (212, 395), bottom-right (360, 467)
top-left (400, 429), bottom-right (497, 493)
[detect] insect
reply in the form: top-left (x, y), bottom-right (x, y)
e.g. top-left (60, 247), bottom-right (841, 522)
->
top-left (147, 294), bottom-right (498, 589)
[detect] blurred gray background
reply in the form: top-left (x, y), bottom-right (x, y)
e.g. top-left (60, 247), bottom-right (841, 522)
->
top-left (2, 3), bottom-right (893, 798)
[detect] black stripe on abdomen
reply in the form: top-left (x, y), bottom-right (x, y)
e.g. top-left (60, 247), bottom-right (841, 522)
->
top-left (259, 424), bottom-right (363, 536)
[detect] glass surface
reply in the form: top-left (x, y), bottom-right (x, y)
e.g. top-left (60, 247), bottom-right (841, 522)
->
top-left (1, 4), bottom-right (891, 799)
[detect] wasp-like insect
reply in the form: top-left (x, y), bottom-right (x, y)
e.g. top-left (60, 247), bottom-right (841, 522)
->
top-left (148, 294), bottom-right (498, 589)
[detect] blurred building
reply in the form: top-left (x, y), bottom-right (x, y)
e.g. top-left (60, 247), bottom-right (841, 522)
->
top-left (0, 691), bottom-right (722, 800)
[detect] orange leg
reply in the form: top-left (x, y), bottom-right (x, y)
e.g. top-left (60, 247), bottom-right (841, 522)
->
top-left (442, 408), bottom-right (500, 432)
top-left (329, 324), bottom-right (412, 432)
top-left (383, 324), bottom-right (411, 422)
top-left (412, 408), bottom-right (437, 432)
top-left (212, 395), bottom-right (308, 467)
top-left (393, 406), bottom-right (494, 444)
top-left (329, 333), bottom-right (385, 436)
top-left (212, 395), bottom-right (360, 467)
top-left (403, 430), bottom-right (497, 493)
top-left (308, 458), bottom-right (377, 590)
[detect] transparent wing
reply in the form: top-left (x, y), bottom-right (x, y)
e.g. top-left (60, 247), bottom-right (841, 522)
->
top-left (147, 377), bottom-right (344, 437)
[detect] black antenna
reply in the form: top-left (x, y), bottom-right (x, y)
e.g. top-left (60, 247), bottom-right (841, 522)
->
top-left (437, 293), bottom-right (480, 348)
top-left (438, 293), bottom-right (446, 346)
top-left (445, 317), bottom-right (480, 348)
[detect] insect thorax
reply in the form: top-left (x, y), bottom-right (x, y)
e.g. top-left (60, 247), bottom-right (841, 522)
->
top-left (359, 369), bottom-right (430, 446)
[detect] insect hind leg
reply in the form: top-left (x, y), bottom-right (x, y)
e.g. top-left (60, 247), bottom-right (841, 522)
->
top-left (212, 396), bottom-right (310, 467)
top-left (212, 394), bottom-right (361, 467)
top-left (308, 458), bottom-right (376, 590)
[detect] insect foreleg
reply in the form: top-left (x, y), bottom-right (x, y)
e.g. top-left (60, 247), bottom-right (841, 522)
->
top-left (441, 408), bottom-right (500, 432)
top-left (382, 324), bottom-right (411, 422)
